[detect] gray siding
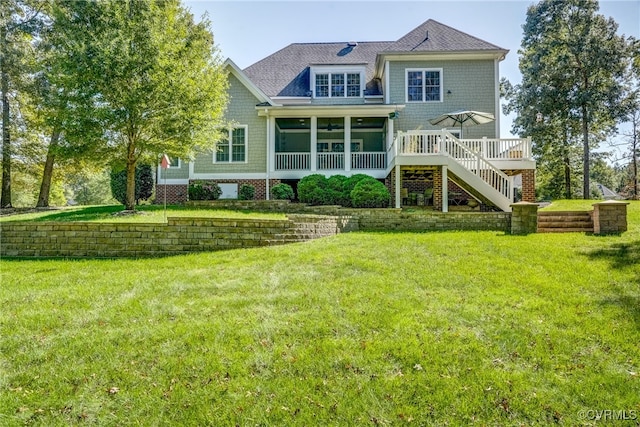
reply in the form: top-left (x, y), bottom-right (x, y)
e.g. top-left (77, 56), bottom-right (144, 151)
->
top-left (194, 73), bottom-right (267, 174)
top-left (389, 59), bottom-right (497, 139)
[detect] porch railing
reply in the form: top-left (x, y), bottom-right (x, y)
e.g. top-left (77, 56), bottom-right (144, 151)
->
top-left (352, 152), bottom-right (387, 169)
top-left (317, 153), bottom-right (344, 170)
top-left (275, 152), bottom-right (310, 170)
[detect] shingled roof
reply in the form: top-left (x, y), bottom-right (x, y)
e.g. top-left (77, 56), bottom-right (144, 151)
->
top-left (384, 19), bottom-right (506, 53)
top-left (242, 19), bottom-right (507, 98)
top-left (243, 41), bottom-right (392, 97)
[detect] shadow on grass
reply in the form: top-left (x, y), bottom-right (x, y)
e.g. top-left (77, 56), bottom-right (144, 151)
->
top-left (0, 204), bottom-right (184, 222)
top-left (587, 240), bottom-right (640, 272)
top-left (588, 240), bottom-right (640, 328)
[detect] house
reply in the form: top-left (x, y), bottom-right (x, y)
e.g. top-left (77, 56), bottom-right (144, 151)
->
top-left (157, 19), bottom-right (536, 212)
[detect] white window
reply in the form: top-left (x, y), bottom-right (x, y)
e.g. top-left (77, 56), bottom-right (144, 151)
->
top-left (312, 66), bottom-right (364, 98)
top-left (168, 157), bottom-right (181, 168)
top-left (406, 69), bottom-right (443, 102)
top-left (215, 126), bottom-right (248, 163)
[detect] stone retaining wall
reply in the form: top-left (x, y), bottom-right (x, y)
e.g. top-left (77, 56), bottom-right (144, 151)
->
top-left (185, 201), bottom-right (512, 232)
top-left (0, 215), bottom-right (357, 258)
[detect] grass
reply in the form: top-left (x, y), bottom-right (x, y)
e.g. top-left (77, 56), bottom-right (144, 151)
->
top-left (0, 204), bottom-right (286, 223)
top-left (0, 201), bottom-right (639, 425)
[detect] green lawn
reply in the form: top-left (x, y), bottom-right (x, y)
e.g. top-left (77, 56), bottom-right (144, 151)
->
top-left (1, 201), bottom-right (639, 425)
top-left (0, 204), bottom-right (286, 223)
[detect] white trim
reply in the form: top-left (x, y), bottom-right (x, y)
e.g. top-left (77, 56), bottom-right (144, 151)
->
top-left (224, 58), bottom-right (277, 106)
top-left (384, 61), bottom-right (390, 105)
top-left (160, 179), bottom-right (189, 185)
top-left (494, 58), bottom-right (501, 137)
top-left (213, 125), bottom-right (249, 164)
top-left (442, 165), bottom-right (448, 213)
top-left (257, 104), bottom-right (405, 117)
top-left (405, 68), bottom-right (443, 103)
top-left (191, 173), bottom-right (267, 180)
top-left (167, 157), bottom-right (181, 168)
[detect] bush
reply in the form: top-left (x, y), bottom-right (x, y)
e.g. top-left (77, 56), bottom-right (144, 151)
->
top-left (238, 184), bottom-right (255, 200)
top-left (351, 177), bottom-right (391, 208)
top-left (297, 174), bottom-right (329, 205)
top-left (188, 181), bottom-right (222, 201)
top-left (271, 183), bottom-right (294, 200)
top-left (110, 164), bottom-right (154, 206)
top-left (327, 175), bottom-right (349, 206)
top-left (341, 174), bottom-right (370, 207)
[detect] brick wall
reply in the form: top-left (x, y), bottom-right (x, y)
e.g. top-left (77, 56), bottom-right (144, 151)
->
top-left (521, 169), bottom-right (536, 202)
top-left (155, 185), bottom-right (188, 205)
top-left (155, 179), bottom-right (282, 204)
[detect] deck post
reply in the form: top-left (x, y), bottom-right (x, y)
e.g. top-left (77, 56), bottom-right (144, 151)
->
top-left (395, 165), bottom-right (401, 208)
top-left (344, 116), bottom-right (351, 172)
top-left (442, 165), bottom-right (448, 213)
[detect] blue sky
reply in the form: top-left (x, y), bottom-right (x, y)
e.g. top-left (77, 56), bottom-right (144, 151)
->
top-left (185, 0), bottom-right (640, 142)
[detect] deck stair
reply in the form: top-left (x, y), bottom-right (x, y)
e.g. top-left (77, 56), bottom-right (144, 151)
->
top-left (537, 211), bottom-right (594, 233)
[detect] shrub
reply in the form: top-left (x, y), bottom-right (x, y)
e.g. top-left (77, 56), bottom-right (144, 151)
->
top-left (109, 164), bottom-right (154, 206)
top-left (341, 174), bottom-right (370, 207)
top-left (351, 177), bottom-right (391, 208)
top-left (238, 184), bottom-right (255, 200)
top-left (297, 174), bottom-right (329, 205)
top-left (188, 181), bottom-right (222, 201)
top-left (327, 175), bottom-right (349, 206)
top-left (271, 183), bottom-right (294, 200)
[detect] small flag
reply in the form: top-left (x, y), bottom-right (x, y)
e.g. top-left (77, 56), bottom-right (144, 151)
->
top-left (161, 154), bottom-right (171, 169)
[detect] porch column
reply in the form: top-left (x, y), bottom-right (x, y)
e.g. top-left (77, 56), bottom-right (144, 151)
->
top-left (442, 165), bottom-right (449, 213)
top-left (269, 116), bottom-right (276, 173)
top-left (310, 116), bottom-right (317, 171)
top-left (344, 116), bottom-right (351, 172)
top-left (395, 165), bottom-right (401, 208)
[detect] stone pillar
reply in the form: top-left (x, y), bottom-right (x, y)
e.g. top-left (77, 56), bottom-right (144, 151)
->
top-left (592, 201), bottom-right (629, 234)
top-left (511, 201), bottom-right (538, 235)
top-left (521, 169), bottom-right (536, 202)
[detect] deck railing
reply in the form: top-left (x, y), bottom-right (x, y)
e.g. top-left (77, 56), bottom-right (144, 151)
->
top-left (394, 130), bottom-right (513, 201)
top-left (393, 131), bottom-right (532, 161)
top-left (460, 137), bottom-right (532, 160)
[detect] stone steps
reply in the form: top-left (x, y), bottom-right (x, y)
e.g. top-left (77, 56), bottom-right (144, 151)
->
top-left (537, 211), bottom-right (593, 233)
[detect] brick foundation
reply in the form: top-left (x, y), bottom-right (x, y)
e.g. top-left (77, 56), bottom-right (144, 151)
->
top-left (155, 179), bottom-right (282, 204)
top-left (154, 185), bottom-right (188, 204)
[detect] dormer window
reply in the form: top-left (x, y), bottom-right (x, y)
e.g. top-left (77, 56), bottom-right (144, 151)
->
top-left (311, 66), bottom-right (365, 98)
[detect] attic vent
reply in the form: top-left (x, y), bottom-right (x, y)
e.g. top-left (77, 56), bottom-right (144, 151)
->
top-left (347, 41), bottom-right (358, 47)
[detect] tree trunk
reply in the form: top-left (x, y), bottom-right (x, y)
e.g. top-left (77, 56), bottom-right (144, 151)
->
top-left (563, 127), bottom-right (571, 199)
top-left (36, 129), bottom-right (61, 208)
top-left (1, 25), bottom-right (12, 209)
top-left (582, 105), bottom-right (590, 199)
top-left (633, 138), bottom-right (638, 200)
top-left (125, 159), bottom-right (136, 211)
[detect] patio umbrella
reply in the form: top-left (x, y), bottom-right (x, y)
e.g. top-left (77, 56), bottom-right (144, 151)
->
top-left (429, 109), bottom-right (495, 135)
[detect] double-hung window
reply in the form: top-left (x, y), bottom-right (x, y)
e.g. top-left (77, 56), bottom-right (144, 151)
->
top-left (312, 66), bottom-right (364, 99)
top-left (406, 69), bottom-right (443, 102)
top-left (215, 126), bottom-right (247, 163)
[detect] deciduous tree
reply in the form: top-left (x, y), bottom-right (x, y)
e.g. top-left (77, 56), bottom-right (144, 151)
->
top-left (503, 0), bottom-right (631, 199)
top-left (51, 0), bottom-right (228, 210)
